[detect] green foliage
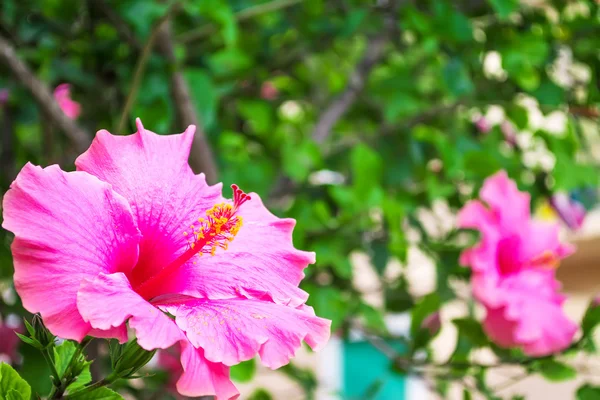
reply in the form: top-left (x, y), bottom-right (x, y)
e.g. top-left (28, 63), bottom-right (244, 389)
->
top-left (0, 363), bottom-right (31, 400)
top-left (578, 385), bottom-right (600, 400)
top-left (109, 339), bottom-right (156, 379)
top-left (0, 0), bottom-right (599, 398)
top-left (230, 358), bottom-right (256, 383)
top-left (54, 341), bottom-right (92, 392)
top-left (409, 293), bottom-right (440, 351)
top-left (248, 388), bottom-right (273, 400)
top-left (68, 387), bottom-right (123, 400)
top-left (534, 359), bottom-right (577, 382)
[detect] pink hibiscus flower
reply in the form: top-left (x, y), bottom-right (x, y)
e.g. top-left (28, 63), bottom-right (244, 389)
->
top-left (2, 119), bottom-right (330, 398)
top-left (458, 171), bottom-right (577, 356)
top-left (53, 83), bottom-right (81, 120)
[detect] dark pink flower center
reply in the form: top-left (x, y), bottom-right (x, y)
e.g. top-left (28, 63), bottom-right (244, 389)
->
top-left (496, 235), bottom-right (559, 276)
top-left (133, 185), bottom-right (250, 300)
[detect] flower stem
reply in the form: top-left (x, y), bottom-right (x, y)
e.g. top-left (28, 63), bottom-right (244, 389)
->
top-left (49, 337), bottom-right (94, 399)
top-left (64, 375), bottom-right (116, 398)
top-left (42, 348), bottom-right (61, 398)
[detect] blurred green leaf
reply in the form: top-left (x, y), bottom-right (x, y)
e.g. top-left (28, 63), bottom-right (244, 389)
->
top-left (488, 0), bottom-right (519, 19)
top-left (577, 384), bottom-right (600, 400)
top-left (443, 59), bottom-right (474, 97)
top-left (351, 143), bottom-right (383, 202)
top-left (248, 388), bottom-right (273, 400)
top-left (230, 358), bottom-right (256, 383)
top-left (0, 363), bottom-right (31, 400)
top-left (184, 68), bottom-right (218, 130)
top-left (535, 359), bottom-right (577, 382)
top-left (69, 387), bottom-right (123, 399)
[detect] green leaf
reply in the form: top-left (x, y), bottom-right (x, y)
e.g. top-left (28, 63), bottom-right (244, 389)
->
top-left (535, 359), bottom-right (577, 382)
top-left (282, 140), bottom-right (321, 183)
top-left (6, 389), bottom-right (27, 400)
top-left (305, 286), bottom-right (349, 332)
top-left (184, 68), bottom-right (218, 131)
top-left (452, 318), bottom-right (489, 347)
top-left (0, 363), bottom-right (32, 400)
top-left (577, 384), bottom-right (600, 400)
top-left (582, 303), bottom-right (600, 337)
top-left (351, 143), bottom-right (383, 201)
top-left (230, 358), bottom-right (256, 383)
top-left (488, 0), bottom-right (519, 19)
top-left (69, 387), bottom-right (123, 399)
top-left (237, 100), bottom-right (273, 135)
top-left (54, 340), bottom-right (77, 377)
top-left (248, 388), bottom-right (273, 400)
top-left (443, 59), bottom-right (474, 97)
top-left (358, 303), bottom-right (387, 333)
top-left (208, 48), bottom-right (252, 77)
top-left (67, 361), bottom-right (92, 391)
top-left (410, 293), bottom-right (440, 349)
top-left (15, 332), bottom-right (41, 349)
top-left (385, 280), bottom-right (414, 313)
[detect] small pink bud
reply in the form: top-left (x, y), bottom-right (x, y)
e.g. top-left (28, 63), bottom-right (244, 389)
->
top-left (0, 89), bottom-right (9, 104)
top-left (260, 81), bottom-right (278, 100)
top-left (421, 311), bottom-right (441, 336)
top-left (475, 117), bottom-right (491, 134)
top-left (500, 121), bottom-right (517, 147)
top-left (53, 84), bottom-right (81, 120)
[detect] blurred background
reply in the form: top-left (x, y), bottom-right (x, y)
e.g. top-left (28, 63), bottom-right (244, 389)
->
top-left (0, 0), bottom-right (599, 399)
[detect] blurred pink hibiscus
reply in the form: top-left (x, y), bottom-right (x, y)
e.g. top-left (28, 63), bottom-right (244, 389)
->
top-left (53, 83), bottom-right (81, 119)
top-left (2, 119), bottom-right (330, 398)
top-left (0, 314), bottom-right (22, 365)
top-left (458, 171), bottom-right (577, 356)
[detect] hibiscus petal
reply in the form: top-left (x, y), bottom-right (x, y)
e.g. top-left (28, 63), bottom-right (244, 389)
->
top-left (159, 298), bottom-right (330, 368)
top-left (457, 200), bottom-right (501, 273)
top-left (177, 340), bottom-right (239, 399)
top-left (480, 171), bottom-right (530, 234)
top-left (522, 220), bottom-right (575, 262)
top-left (2, 164), bottom-right (140, 341)
top-left (482, 306), bottom-right (520, 348)
top-left (75, 119), bottom-right (222, 288)
top-left (518, 305), bottom-right (577, 356)
top-left (77, 273), bottom-right (184, 350)
top-left (162, 193), bottom-right (315, 307)
top-left (489, 270), bottom-right (576, 356)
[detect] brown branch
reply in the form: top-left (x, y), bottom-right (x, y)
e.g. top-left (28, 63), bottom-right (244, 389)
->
top-left (268, 10), bottom-right (394, 202)
top-left (0, 34), bottom-right (90, 153)
top-left (116, 8), bottom-right (173, 133)
top-left (0, 104), bottom-right (15, 184)
top-left (155, 20), bottom-right (218, 184)
top-left (311, 33), bottom-right (388, 143)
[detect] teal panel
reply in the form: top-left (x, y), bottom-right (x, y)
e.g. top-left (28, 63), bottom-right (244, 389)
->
top-left (343, 340), bottom-right (406, 400)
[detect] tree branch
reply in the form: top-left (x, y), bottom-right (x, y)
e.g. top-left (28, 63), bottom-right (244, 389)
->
top-left (0, 34), bottom-right (90, 153)
top-left (269, 8), bottom-right (395, 202)
top-left (116, 8), bottom-right (172, 133)
top-left (311, 33), bottom-right (388, 143)
top-left (155, 20), bottom-right (219, 184)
